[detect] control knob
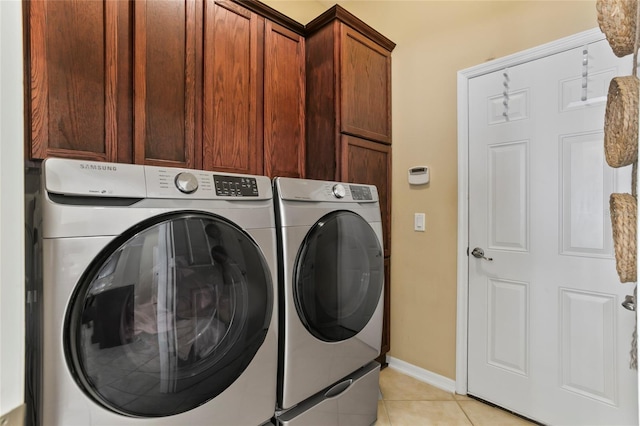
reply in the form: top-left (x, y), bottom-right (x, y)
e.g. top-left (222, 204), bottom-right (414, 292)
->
top-left (175, 172), bottom-right (198, 194)
top-left (332, 184), bottom-right (346, 199)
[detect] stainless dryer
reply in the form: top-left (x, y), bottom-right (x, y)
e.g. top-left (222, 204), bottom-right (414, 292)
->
top-left (28, 158), bottom-right (278, 425)
top-left (274, 177), bottom-right (384, 419)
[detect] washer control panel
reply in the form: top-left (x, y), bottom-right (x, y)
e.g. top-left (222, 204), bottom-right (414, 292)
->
top-left (144, 165), bottom-right (270, 199)
top-left (214, 174), bottom-right (259, 197)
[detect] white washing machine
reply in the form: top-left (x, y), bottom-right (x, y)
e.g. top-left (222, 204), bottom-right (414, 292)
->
top-left (273, 177), bottom-right (384, 415)
top-left (29, 158), bottom-right (278, 425)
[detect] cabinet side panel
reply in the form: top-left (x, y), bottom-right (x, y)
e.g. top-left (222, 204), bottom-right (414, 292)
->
top-left (264, 21), bottom-right (305, 178)
top-left (305, 23), bottom-right (338, 180)
top-left (45, 1), bottom-right (107, 156)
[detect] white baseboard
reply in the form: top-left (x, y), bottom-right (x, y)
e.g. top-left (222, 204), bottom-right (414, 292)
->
top-left (386, 356), bottom-right (457, 394)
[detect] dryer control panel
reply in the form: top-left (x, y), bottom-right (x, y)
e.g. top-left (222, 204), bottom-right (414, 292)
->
top-left (276, 177), bottom-right (378, 203)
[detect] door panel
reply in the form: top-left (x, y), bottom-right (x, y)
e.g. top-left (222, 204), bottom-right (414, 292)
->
top-left (467, 39), bottom-right (637, 425)
top-left (487, 141), bottom-right (529, 251)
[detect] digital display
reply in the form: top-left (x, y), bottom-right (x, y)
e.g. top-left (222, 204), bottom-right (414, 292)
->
top-left (349, 185), bottom-right (373, 201)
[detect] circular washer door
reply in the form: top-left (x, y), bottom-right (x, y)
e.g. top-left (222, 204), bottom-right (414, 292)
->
top-left (294, 210), bottom-right (384, 342)
top-left (64, 212), bottom-right (273, 417)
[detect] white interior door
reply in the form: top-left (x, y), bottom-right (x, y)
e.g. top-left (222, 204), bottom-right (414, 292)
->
top-left (467, 39), bottom-right (638, 425)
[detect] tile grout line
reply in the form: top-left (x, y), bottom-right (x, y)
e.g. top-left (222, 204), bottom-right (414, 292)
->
top-left (454, 396), bottom-right (475, 426)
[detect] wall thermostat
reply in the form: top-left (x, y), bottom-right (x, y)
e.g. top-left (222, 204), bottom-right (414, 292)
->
top-left (408, 166), bottom-right (429, 185)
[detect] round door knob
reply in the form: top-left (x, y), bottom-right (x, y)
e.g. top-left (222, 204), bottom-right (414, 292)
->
top-left (332, 184), bottom-right (346, 199)
top-left (175, 172), bottom-right (198, 194)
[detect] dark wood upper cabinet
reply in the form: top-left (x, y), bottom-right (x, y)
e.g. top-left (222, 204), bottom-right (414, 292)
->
top-left (134, 0), bottom-right (200, 168)
top-left (203, 1), bottom-right (305, 177)
top-left (341, 27), bottom-right (392, 144)
top-left (306, 6), bottom-right (394, 150)
top-left (263, 21), bottom-right (305, 178)
top-left (26, 0), bottom-right (305, 177)
top-left (27, 0), bottom-right (132, 162)
top-left (203, 0), bottom-right (261, 174)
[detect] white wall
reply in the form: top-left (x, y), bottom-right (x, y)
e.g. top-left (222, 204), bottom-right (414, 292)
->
top-left (0, 0), bottom-right (25, 416)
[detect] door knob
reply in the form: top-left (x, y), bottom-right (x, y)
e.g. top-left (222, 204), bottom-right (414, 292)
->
top-left (471, 247), bottom-right (493, 261)
top-left (622, 294), bottom-right (635, 311)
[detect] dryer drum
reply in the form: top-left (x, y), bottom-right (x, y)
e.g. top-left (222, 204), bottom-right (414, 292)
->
top-left (293, 211), bottom-right (384, 343)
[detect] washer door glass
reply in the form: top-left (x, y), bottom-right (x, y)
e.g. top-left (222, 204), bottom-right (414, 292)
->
top-left (294, 211), bottom-right (383, 342)
top-left (64, 212), bottom-right (273, 417)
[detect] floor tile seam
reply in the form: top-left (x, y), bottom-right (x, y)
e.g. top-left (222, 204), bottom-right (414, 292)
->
top-left (455, 398), bottom-right (476, 426)
top-left (382, 398), bottom-right (459, 402)
top-left (379, 398), bottom-right (391, 425)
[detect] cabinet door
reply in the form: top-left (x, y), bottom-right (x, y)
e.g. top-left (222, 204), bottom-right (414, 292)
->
top-left (263, 21), bottom-right (305, 178)
top-left (341, 135), bottom-right (391, 257)
top-left (340, 26), bottom-right (392, 144)
top-left (28, 0), bottom-right (131, 161)
top-left (203, 1), bottom-right (261, 175)
top-left (134, 0), bottom-right (199, 168)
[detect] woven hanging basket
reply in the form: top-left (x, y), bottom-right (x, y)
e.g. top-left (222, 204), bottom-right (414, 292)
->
top-left (610, 193), bottom-right (637, 283)
top-left (604, 76), bottom-right (639, 168)
top-left (597, 0), bottom-right (638, 57)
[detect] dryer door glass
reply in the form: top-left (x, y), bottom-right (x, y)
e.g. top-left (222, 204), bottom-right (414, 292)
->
top-left (294, 211), bottom-right (384, 342)
top-left (64, 212), bottom-right (273, 417)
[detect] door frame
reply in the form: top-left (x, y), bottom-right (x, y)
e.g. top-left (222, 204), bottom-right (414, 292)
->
top-left (455, 27), bottom-right (606, 395)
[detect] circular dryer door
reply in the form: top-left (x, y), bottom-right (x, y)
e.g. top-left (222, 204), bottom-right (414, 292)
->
top-left (64, 212), bottom-right (273, 417)
top-left (294, 210), bottom-right (384, 342)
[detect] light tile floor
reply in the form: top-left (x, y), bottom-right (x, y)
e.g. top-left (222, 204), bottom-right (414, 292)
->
top-left (375, 367), bottom-right (537, 426)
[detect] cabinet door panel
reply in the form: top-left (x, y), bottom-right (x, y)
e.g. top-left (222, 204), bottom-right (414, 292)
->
top-left (342, 135), bottom-right (391, 257)
top-left (134, 0), bottom-right (197, 168)
top-left (29, 0), bottom-right (124, 161)
top-left (340, 26), bottom-right (392, 144)
top-left (203, 1), bottom-right (261, 175)
top-left (264, 21), bottom-right (305, 178)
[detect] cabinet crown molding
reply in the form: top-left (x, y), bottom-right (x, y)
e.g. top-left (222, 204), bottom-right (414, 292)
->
top-left (232, 0), bottom-right (305, 34)
top-left (305, 4), bottom-right (395, 52)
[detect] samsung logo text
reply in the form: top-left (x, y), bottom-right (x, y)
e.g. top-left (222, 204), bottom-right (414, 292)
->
top-left (80, 164), bottom-right (117, 172)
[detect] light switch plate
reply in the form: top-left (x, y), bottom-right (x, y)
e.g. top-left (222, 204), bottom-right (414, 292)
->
top-left (414, 213), bottom-right (425, 231)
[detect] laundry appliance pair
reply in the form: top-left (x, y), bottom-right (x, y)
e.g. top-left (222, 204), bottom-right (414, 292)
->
top-left (27, 159), bottom-right (384, 426)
